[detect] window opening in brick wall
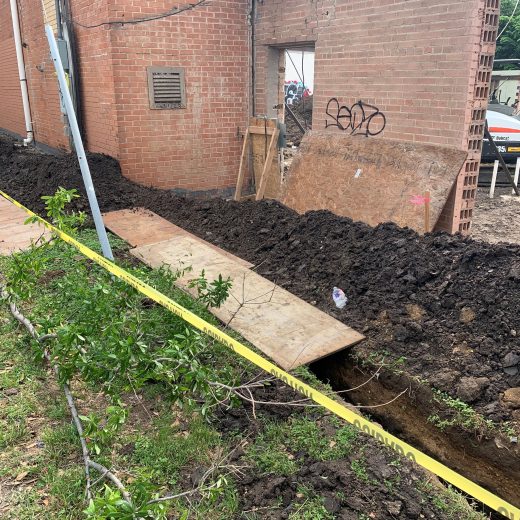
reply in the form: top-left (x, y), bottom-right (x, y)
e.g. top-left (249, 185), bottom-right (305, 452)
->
top-left (147, 67), bottom-right (186, 109)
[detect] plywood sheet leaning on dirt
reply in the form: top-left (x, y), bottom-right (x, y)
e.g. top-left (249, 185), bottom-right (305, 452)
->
top-left (102, 208), bottom-right (253, 268)
top-left (0, 195), bottom-right (49, 254)
top-left (282, 131), bottom-right (467, 233)
top-left (131, 234), bottom-right (364, 370)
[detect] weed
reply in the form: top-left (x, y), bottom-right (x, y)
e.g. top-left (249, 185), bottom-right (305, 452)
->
top-left (287, 418), bottom-right (358, 460)
top-left (42, 423), bottom-right (79, 461)
top-left (131, 414), bottom-right (221, 485)
top-left (80, 402), bottom-right (128, 455)
top-left (418, 480), bottom-right (487, 520)
top-left (350, 458), bottom-right (370, 483)
top-left (35, 187), bottom-right (86, 234)
top-left (246, 442), bottom-right (298, 476)
top-left (189, 270), bottom-right (232, 309)
top-left (84, 483), bottom-right (167, 519)
top-left (288, 485), bottom-right (334, 520)
top-left (45, 465), bottom-right (85, 516)
top-left (429, 389), bottom-right (495, 435)
top-left (355, 350), bottom-right (407, 375)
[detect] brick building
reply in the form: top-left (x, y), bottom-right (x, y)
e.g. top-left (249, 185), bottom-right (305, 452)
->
top-left (0, 0), bottom-right (499, 232)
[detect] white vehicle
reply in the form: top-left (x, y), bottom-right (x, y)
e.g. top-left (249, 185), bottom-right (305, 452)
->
top-left (483, 109), bottom-right (520, 163)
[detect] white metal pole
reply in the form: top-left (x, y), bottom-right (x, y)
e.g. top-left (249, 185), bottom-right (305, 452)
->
top-left (45, 25), bottom-right (114, 261)
top-left (513, 157), bottom-right (520, 195)
top-left (490, 160), bottom-right (499, 199)
top-left (9, 0), bottom-right (33, 145)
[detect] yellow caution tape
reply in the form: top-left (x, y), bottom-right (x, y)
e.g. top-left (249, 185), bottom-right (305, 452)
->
top-left (1, 188), bottom-right (518, 520)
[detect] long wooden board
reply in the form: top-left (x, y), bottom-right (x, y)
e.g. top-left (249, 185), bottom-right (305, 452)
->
top-left (131, 235), bottom-right (364, 370)
top-left (103, 208), bottom-right (253, 268)
top-left (0, 196), bottom-right (49, 254)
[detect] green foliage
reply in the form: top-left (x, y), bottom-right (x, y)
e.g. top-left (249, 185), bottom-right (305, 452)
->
top-left (84, 484), bottom-right (167, 519)
top-left (189, 270), bottom-right (232, 308)
top-left (418, 480), bottom-right (487, 520)
top-left (246, 416), bottom-right (359, 478)
top-left (495, 0), bottom-right (520, 70)
top-left (286, 418), bottom-right (358, 461)
top-left (5, 249), bottom-right (46, 299)
top-left (6, 188), bottom-right (85, 299)
top-left (428, 389), bottom-right (495, 434)
top-left (350, 458), bottom-right (370, 483)
top-left (246, 440), bottom-right (299, 476)
top-left (80, 403), bottom-right (128, 455)
top-left (0, 189), bottom-right (243, 515)
top-left (26, 187), bottom-right (86, 234)
top-left (42, 423), bottom-right (79, 461)
top-left (45, 466), bottom-right (86, 516)
top-left (130, 414), bottom-right (221, 485)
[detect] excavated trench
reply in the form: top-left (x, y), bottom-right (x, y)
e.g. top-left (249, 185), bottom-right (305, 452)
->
top-left (1, 134), bottom-right (520, 515)
top-left (313, 350), bottom-right (520, 511)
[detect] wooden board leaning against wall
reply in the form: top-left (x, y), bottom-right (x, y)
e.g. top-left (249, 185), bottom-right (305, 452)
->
top-left (235, 117), bottom-right (282, 201)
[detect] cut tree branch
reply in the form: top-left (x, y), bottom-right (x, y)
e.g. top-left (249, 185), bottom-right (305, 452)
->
top-left (1, 286), bottom-right (131, 506)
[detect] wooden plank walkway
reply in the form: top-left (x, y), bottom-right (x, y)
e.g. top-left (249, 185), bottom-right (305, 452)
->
top-left (0, 196), bottom-right (49, 254)
top-left (103, 208), bottom-right (364, 370)
top-left (131, 234), bottom-right (364, 370)
top-left (103, 208), bottom-right (253, 268)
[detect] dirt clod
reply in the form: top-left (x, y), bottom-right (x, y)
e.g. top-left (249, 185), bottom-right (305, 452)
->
top-left (503, 388), bottom-right (520, 409)
top-left (385, 501), bottom-right (402, 516)
top-left (456, 377), bottom-right (490, 403)
top-left (503, 352), bottom-right (520, 374)
top-left (459, 306), bottom-right (476, 323)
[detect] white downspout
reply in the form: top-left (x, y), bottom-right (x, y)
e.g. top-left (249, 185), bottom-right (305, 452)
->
top-left (9, 0), bottom-right (34, 145)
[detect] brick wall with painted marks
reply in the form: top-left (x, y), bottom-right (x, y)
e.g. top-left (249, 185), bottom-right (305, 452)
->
top-left (0, 0), bottom-right (498, 225)
top-left (253, 0), bottom-right (499, 233)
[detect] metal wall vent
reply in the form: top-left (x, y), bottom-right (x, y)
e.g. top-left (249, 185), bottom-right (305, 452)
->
top-left (147, 67), bottom-right (186, 109)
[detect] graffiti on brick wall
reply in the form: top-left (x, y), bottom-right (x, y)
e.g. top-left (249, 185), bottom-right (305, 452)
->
top-left (325, 99), bottom-right (386, 137)
top-left (285, 81), bottom-right (312, 105)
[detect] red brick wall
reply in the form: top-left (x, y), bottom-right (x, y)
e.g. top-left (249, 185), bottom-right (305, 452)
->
top-left (254, 0), bottom-right (498, 232)
top-left (0, 0), bottom-right (26, 137)
top-left (0, 0), bottom-right (118, 155)
top-left (72, 0), bottom-right (251, 189)
top-left (103, 0), bottom-right (250, 190)
top-left (436, 0), bottom-right (499, 233)
top-left (0, 0), bottom-right (497, 219)
top-left (16, 0), bottom-right (69, 150)
top-left (0, 0), bottom-right (250, 193)
top-left (0, 0), bottom-right (69, 149)
top-left (71, 0), bottom-right (120, 158)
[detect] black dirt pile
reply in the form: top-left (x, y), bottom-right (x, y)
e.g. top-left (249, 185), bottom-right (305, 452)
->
top-left (0, 137), bottom-right (144, 214)
top-left (286, 95), bottom-right (313, 146)
top-left (1, 134), bottom-right (519, 424)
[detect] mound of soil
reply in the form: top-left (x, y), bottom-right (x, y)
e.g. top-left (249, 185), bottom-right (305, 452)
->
top-left (0, 134), bottom-right (519, 426)
top-left (286, 96), bottom-right (313, 146)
